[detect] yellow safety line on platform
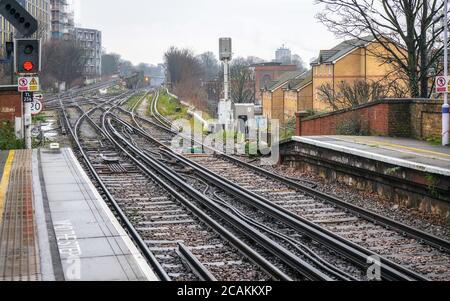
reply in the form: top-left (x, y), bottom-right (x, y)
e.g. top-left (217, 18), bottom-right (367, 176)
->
top-left (0, 151), bottom-right (14, 223)
top-left (353, 139), bottom-right (450, 158)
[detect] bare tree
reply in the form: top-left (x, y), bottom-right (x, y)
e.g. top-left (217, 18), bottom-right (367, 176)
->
top-left (246, 56), bottom-right (265, 64)
top-left (230, 57), bottom-right (255, 103)
top-left (292, 54), bottom-right (307, 72)
top-left (318, 79), bottom-right (408, 110)
top-left (198, 52), bottom-right (220, 81)
top-left (41, 40), bottom-right (87, 89)
top-left (164, 47), bottom-right (203, 85)
top-left (119, 59), bottom-right (136, 77)
top-left (316, 0), bottom-right (445, 98)
top-left (102, 53), bottom-right (121, 77)
top-left (164, 47), bottom-right (208, 110)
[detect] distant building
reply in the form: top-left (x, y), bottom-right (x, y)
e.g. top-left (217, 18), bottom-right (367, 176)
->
top-left (254, 62), bottom-right (297, 104)
top-left (310, 35), bottom-right (405, 112)
top-left (261, 70), bottom-right (307, 124)
top-left (275, 45), bottom-right (292, 65)
top-left (50, 0), bottom-right (74, 40)
top-left (0, 0), bottom-right (51, 56)
top-left (262, 36), bottom-right (407, 126)
top-left (74, 27), bottom-right (102, 81)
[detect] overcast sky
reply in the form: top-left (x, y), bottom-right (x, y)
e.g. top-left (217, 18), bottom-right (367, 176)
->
top-left (73, 0), bottom-right (337, 66)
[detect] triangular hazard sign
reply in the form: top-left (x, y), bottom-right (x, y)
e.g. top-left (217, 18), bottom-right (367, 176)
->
top-left (30, 78), bottom-right (37, 85)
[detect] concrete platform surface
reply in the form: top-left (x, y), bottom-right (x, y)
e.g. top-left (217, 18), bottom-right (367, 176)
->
top-left (292, 136), bottom-right (450, 176)
top-left (0, 148), bottom-right (158, 281)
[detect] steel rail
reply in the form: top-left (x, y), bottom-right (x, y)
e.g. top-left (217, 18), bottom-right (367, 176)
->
top-left (176, 243), bottom-right (218, 282)
top-left (102, 118), bottom-right (294, 281)
top-left (127, 95), bottom-right (450, 255)
top-left (112, 115), bottom-right (355, 280)
top-left (220, 154), bottom-right (450, 253)
top-left (150, 89), bottom-right (174, 128)
top-left (105, 117), bottom-right (334, 281)
top-left (162, 148), bottom-right (429, 281)
top-left (111, 115), bottom-right (427, 281)
top-left (59, 96), bottom-right (172, 282)
top-left (46, 79), bottom-right (120, 104)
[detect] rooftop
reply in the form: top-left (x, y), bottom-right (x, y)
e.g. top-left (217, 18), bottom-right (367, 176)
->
top-left (264, 70), bottom-right (307, 92)
top-left (286, 70), bottom-right (313, 91)
top-left (311, 35), bottom-right (375, 65)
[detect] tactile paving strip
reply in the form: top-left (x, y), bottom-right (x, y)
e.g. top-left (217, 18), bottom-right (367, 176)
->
top-left (0, 150), bottom-right (41, 281)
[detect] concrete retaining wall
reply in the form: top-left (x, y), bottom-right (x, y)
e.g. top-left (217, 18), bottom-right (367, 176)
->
top-left (281, 140), bottom-right (450, 220)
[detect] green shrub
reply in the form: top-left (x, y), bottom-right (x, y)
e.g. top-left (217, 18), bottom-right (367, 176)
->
top-left (0, 121), bottom-right (24, 150)
top-left (426, 136), bottom-right (442, 146)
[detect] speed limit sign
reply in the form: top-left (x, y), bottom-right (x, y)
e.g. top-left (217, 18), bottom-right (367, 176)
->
top-left (31, 99), bottom-right (43, 115)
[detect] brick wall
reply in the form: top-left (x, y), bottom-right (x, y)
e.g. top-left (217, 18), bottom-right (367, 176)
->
top-left (255, 64), bottom-right (297, 102)
top-left (296, 99), bottom-right (446, 139)
top-left (0, 88), bottom-right (22, 127)
top-left (409, 100), bottom-right (443, 139)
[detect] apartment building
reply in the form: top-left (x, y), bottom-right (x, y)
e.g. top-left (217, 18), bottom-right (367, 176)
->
top-left (310, 35), bottom-right (403, 112)
top-left (0, 0), bottom-right (51, 56)
top-left (74, 27), bottom-right (102, 80)
top-left (50, 0), bottom-right (74, 40)
top-left (262, 70), bottom-right (307, 124)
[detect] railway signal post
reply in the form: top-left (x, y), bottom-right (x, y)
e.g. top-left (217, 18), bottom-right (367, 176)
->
top-left (443, 0), bottom-right (450, 146)
top-left (15, 40), bottom-right (41, 149)
top-left (0, 0), bottom-right (40, 149)
top-left (218, 38), bottom-right (234, 130)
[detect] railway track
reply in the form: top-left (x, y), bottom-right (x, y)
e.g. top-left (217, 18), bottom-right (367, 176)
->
top-left (59, 91), bottom-right (306, 281)
top-left (55, 87), bottom-right (450, 281)
top-left (114, 88), bottom-right (450, 281)
top-left (107, 94), bottom-right (356, 281)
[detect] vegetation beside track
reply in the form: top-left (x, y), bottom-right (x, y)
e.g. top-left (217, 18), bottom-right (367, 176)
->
top-left (125, 93), bottom-right (145, 111)
top-left (0, 121), bottom-right (24, 150)
top-left (155, 90), bottom-right (191, 121)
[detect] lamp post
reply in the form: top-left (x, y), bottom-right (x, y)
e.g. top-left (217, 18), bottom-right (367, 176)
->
top-left (443, 0), bottom-right (449, 146)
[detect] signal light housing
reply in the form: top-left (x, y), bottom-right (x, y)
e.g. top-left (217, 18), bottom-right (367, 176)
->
top-left (14, 39), bottom-right (41, 74)
top-left (0, 0), bottom-right (38, 37)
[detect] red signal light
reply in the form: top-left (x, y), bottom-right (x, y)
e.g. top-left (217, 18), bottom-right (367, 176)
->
top-left (23, 61), bottom-right (34, 71)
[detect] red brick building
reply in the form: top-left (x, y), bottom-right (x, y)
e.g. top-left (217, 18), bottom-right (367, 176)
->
top-left (0, 87), bottom-right (22, 126)
top-left (254, 63), bottom-right (297, 104)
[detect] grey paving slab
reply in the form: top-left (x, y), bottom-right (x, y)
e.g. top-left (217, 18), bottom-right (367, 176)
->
top-left (117, 255), bottom-right (150, 281)
top-left (61, 255), bottom-right (134, 281)
top-left (106, 236), bottom-right (136, 256)
top-left (45, 184), bottom-right (89, 193)
top-left (37, 148), bottom-right (157, 281)
top-left (294, 136), bottom-right (450, 176)
top-left (49, 200), bottom-right (91, 213)
top-left (53, 220), bottom-right (114, 239)
top-left (0, 150), bottom-right (8, 173)
top-left (47, 190), bottom-right (94, 202)
top-left (32, 150), bottom-right (56, 281)
top-left (43, 176), bottom-right (85, 185)
top-left (58, 237), bottom-right (131, 260)
top-left (331, 139), bottom-right (450, 170)
top-left (97, 218), bottom-right (127, 238)
top-left (52, 210), bottom-right (98, 225)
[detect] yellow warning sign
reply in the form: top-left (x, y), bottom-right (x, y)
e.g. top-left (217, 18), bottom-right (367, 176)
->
top-left (18, 76), bottom-right (40, 92)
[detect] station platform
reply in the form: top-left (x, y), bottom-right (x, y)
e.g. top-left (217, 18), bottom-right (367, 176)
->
top-left (0, 148), bottom-right (157, 281)
top-left (281, 136), bottom-right (450, 219)
top-left (291, 136), bottom-right (450, 176)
